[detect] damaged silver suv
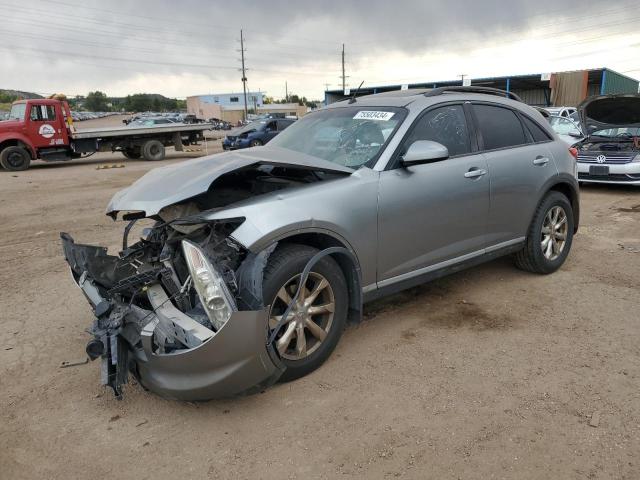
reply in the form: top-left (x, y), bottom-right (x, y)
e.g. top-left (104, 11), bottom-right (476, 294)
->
top-left (62, 87), bottom-right (580, 400)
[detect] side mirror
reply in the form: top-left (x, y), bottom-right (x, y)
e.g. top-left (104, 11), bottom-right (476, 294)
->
top-left (401, 140), bottom-right (449, 167)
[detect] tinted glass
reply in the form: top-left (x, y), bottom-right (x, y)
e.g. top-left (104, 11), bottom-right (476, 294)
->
top-left (522, 115), bottom-right (551, 142)
top-left (474, 104), bottom-right (527, 150)
top-left (405, 105), bottom-right (470, 156)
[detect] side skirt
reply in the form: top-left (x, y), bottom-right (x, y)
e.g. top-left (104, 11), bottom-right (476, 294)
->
top-left (363, 240), bottom-right (525, 303)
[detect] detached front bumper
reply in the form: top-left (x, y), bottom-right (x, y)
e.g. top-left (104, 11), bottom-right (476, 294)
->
top-left (61, 233), bottom-right (284, 401)
top-left (136, 308), bottom-right (283, 401)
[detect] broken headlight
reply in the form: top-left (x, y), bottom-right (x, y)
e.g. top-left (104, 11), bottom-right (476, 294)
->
top-left (182, 240), bottom-right (236, 331)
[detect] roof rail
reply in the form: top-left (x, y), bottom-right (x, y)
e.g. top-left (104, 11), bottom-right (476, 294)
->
top-left (424, 86), bottom-right (523, 102)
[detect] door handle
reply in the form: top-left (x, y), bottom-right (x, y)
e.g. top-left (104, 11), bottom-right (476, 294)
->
top-left (533, 156), bottom-right (550, 166)
top-left (464, 168), bottom-right (487, 179)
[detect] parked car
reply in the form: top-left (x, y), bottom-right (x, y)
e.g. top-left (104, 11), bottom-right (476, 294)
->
top-left (61, 87), bottom-right (579, 400)
top-left (183, 114), bottom-right (204, 124)
top-left (574, 94), bottom-right (640, 185)
top-left (544, 106), bottom-right (577, 118)
top-left (222, 118), bottom-right (295, 150)
top-left (126, 117), bottom-right (180, 127)
top-left (548, 115), bottom-right (584, 145)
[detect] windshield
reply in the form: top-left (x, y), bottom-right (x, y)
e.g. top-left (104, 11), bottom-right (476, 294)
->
top-left (268, 106), bottom-right (406, 168)
top-left (8, 103), bottom-right (26, 121)
top-left (590, 127), bottom-right (640, 138)
top-left (549, 116), bottom-right (582, 136)
top-left (236, 121), bottom-right (266, 134)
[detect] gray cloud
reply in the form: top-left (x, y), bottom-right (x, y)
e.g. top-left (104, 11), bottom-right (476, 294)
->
top-left (1, 0), bottom-right (637, 99)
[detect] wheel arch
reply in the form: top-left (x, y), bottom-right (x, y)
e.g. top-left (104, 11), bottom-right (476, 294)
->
top-left (268, 230), bottom-right (363, 324)
top-left (0, 136), bottom-right (36, 159)
top-left (544, 176), bottom-right (580, 233)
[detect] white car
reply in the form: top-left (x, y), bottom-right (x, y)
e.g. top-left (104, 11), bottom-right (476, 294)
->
top-left (544, 106), bottom-right (577, 118)
top-left (574, 94), bottom-right (640, 185)
top-left (548, 115), bottom-right (584, 145)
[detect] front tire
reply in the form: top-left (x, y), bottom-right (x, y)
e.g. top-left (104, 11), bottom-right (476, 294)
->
top-left (262, 244), bottom-right (348, 382)
top-left (515, 191), bottom-right (574, 274)
top-left (0, 146), bottom-right (31, 171)
top-left (250, 139), bottom-right (263, 147)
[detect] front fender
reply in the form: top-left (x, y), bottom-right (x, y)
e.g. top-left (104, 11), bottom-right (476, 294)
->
top-left (201, 167), bottom-right (380, 288)
top-left (0, 133), bottom-right (36, 158)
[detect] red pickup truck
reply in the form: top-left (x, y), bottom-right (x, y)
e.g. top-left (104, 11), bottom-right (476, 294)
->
top-left (0, 98), bottom-right (212, 171)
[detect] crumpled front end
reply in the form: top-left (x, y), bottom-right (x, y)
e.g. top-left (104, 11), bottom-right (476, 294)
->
top-left (60, 217), bottom-right (284, 401)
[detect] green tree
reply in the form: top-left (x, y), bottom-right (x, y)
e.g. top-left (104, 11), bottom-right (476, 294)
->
top-left (85, 91), bottom-right (109, 111)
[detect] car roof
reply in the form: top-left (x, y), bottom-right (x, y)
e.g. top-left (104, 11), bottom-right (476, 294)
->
top-left (325, 87), bottom-right (525, 110)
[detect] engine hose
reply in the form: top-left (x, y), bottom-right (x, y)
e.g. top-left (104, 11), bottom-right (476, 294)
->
top-left (267, 246), bottom-right (352, 346)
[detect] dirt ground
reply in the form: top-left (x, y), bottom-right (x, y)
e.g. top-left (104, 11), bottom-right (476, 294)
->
top-left (1, 134), bottom-right (639, 479)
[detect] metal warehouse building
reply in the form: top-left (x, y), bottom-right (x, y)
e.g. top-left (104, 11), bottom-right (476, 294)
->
top-left (325, 68), bottom-right (639, 107)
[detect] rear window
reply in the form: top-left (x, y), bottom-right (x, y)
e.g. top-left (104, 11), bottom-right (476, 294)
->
top-left (474, 104), bottom-right (527, 150)
top-left (521, 115), bottom-right (551, 143)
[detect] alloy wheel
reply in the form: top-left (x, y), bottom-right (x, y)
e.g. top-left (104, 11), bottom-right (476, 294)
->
top-left (269, 272), bottom-right (335, 361)
top-left (541, 205), bottom-right (568, 261)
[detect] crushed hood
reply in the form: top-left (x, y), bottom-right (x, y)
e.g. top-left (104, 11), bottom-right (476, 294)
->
top-left (579, 94), bottom-right (640, 134)
top-left (106, 146), bottom-right (354, 218)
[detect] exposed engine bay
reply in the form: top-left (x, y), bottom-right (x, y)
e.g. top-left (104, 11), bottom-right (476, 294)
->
top-left (61, 162), bottom-right (348, 400)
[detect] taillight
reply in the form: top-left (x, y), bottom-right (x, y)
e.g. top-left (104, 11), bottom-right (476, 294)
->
top-left (569, 147), bottom-right (578, 159)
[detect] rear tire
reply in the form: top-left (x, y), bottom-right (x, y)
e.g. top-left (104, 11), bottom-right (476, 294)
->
top-left (0, 146), bottom-right (31, 171)
top-left (262, 244), bottom-right (348, 382)
top-left (515, 191), bottom-right (574, 274)
top-left (142, 140), bottom-right (165, 161)
top-left (122, 147), bottom-right (141, 159)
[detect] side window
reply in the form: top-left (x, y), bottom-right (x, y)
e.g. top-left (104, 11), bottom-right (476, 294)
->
top-left (405, 104), bottom-right (471, 157)
top-left (29, 105), bottom-right (56, 121)
top-left (521, 115), bottom-right (551, 143)
top-left (277, 120), bottom-right (291, 131)
top-left (473, 104), bottom-right (527, 150)
top-left (266, 121), bottom-right (277, 131)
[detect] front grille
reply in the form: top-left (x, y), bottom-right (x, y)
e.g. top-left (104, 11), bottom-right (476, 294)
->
top-left (577, 152), bottom-right (635, 164)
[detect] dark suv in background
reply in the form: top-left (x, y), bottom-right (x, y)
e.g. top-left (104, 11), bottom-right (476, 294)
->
top-left (223, 118), bottom-right (295, 150)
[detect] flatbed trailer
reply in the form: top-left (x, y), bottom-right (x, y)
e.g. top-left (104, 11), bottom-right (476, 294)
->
top-left (0, 98), bottom-right (212, 171)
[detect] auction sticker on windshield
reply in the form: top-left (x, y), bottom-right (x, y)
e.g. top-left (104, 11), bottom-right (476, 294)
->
top-left (353, 111), bottom-right (395, 121)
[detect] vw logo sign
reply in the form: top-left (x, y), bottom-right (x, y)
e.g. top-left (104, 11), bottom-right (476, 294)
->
top-left (596, 154), bottom-right (607, 164)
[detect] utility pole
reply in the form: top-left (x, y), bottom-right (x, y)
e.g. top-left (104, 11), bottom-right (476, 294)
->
top-left (458, 74), bottom-right (467, 86)
top-left (340, 43), bottom-right (348, 93)
top-left (239, 29), bottom-right (248, 121)
top-left (324, 83), bottom-right (331, 91)
top-left (285, 81), bottom-right (288, 103)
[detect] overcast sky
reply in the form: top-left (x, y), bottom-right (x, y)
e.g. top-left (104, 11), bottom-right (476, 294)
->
top-left (2, 0), bottom-right (639, 100)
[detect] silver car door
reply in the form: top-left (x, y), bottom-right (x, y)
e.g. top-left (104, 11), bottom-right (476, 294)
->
top-left (471, 103), bottom-right (558, 245)
top-left (377, 103), bottom-right (490, 283)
